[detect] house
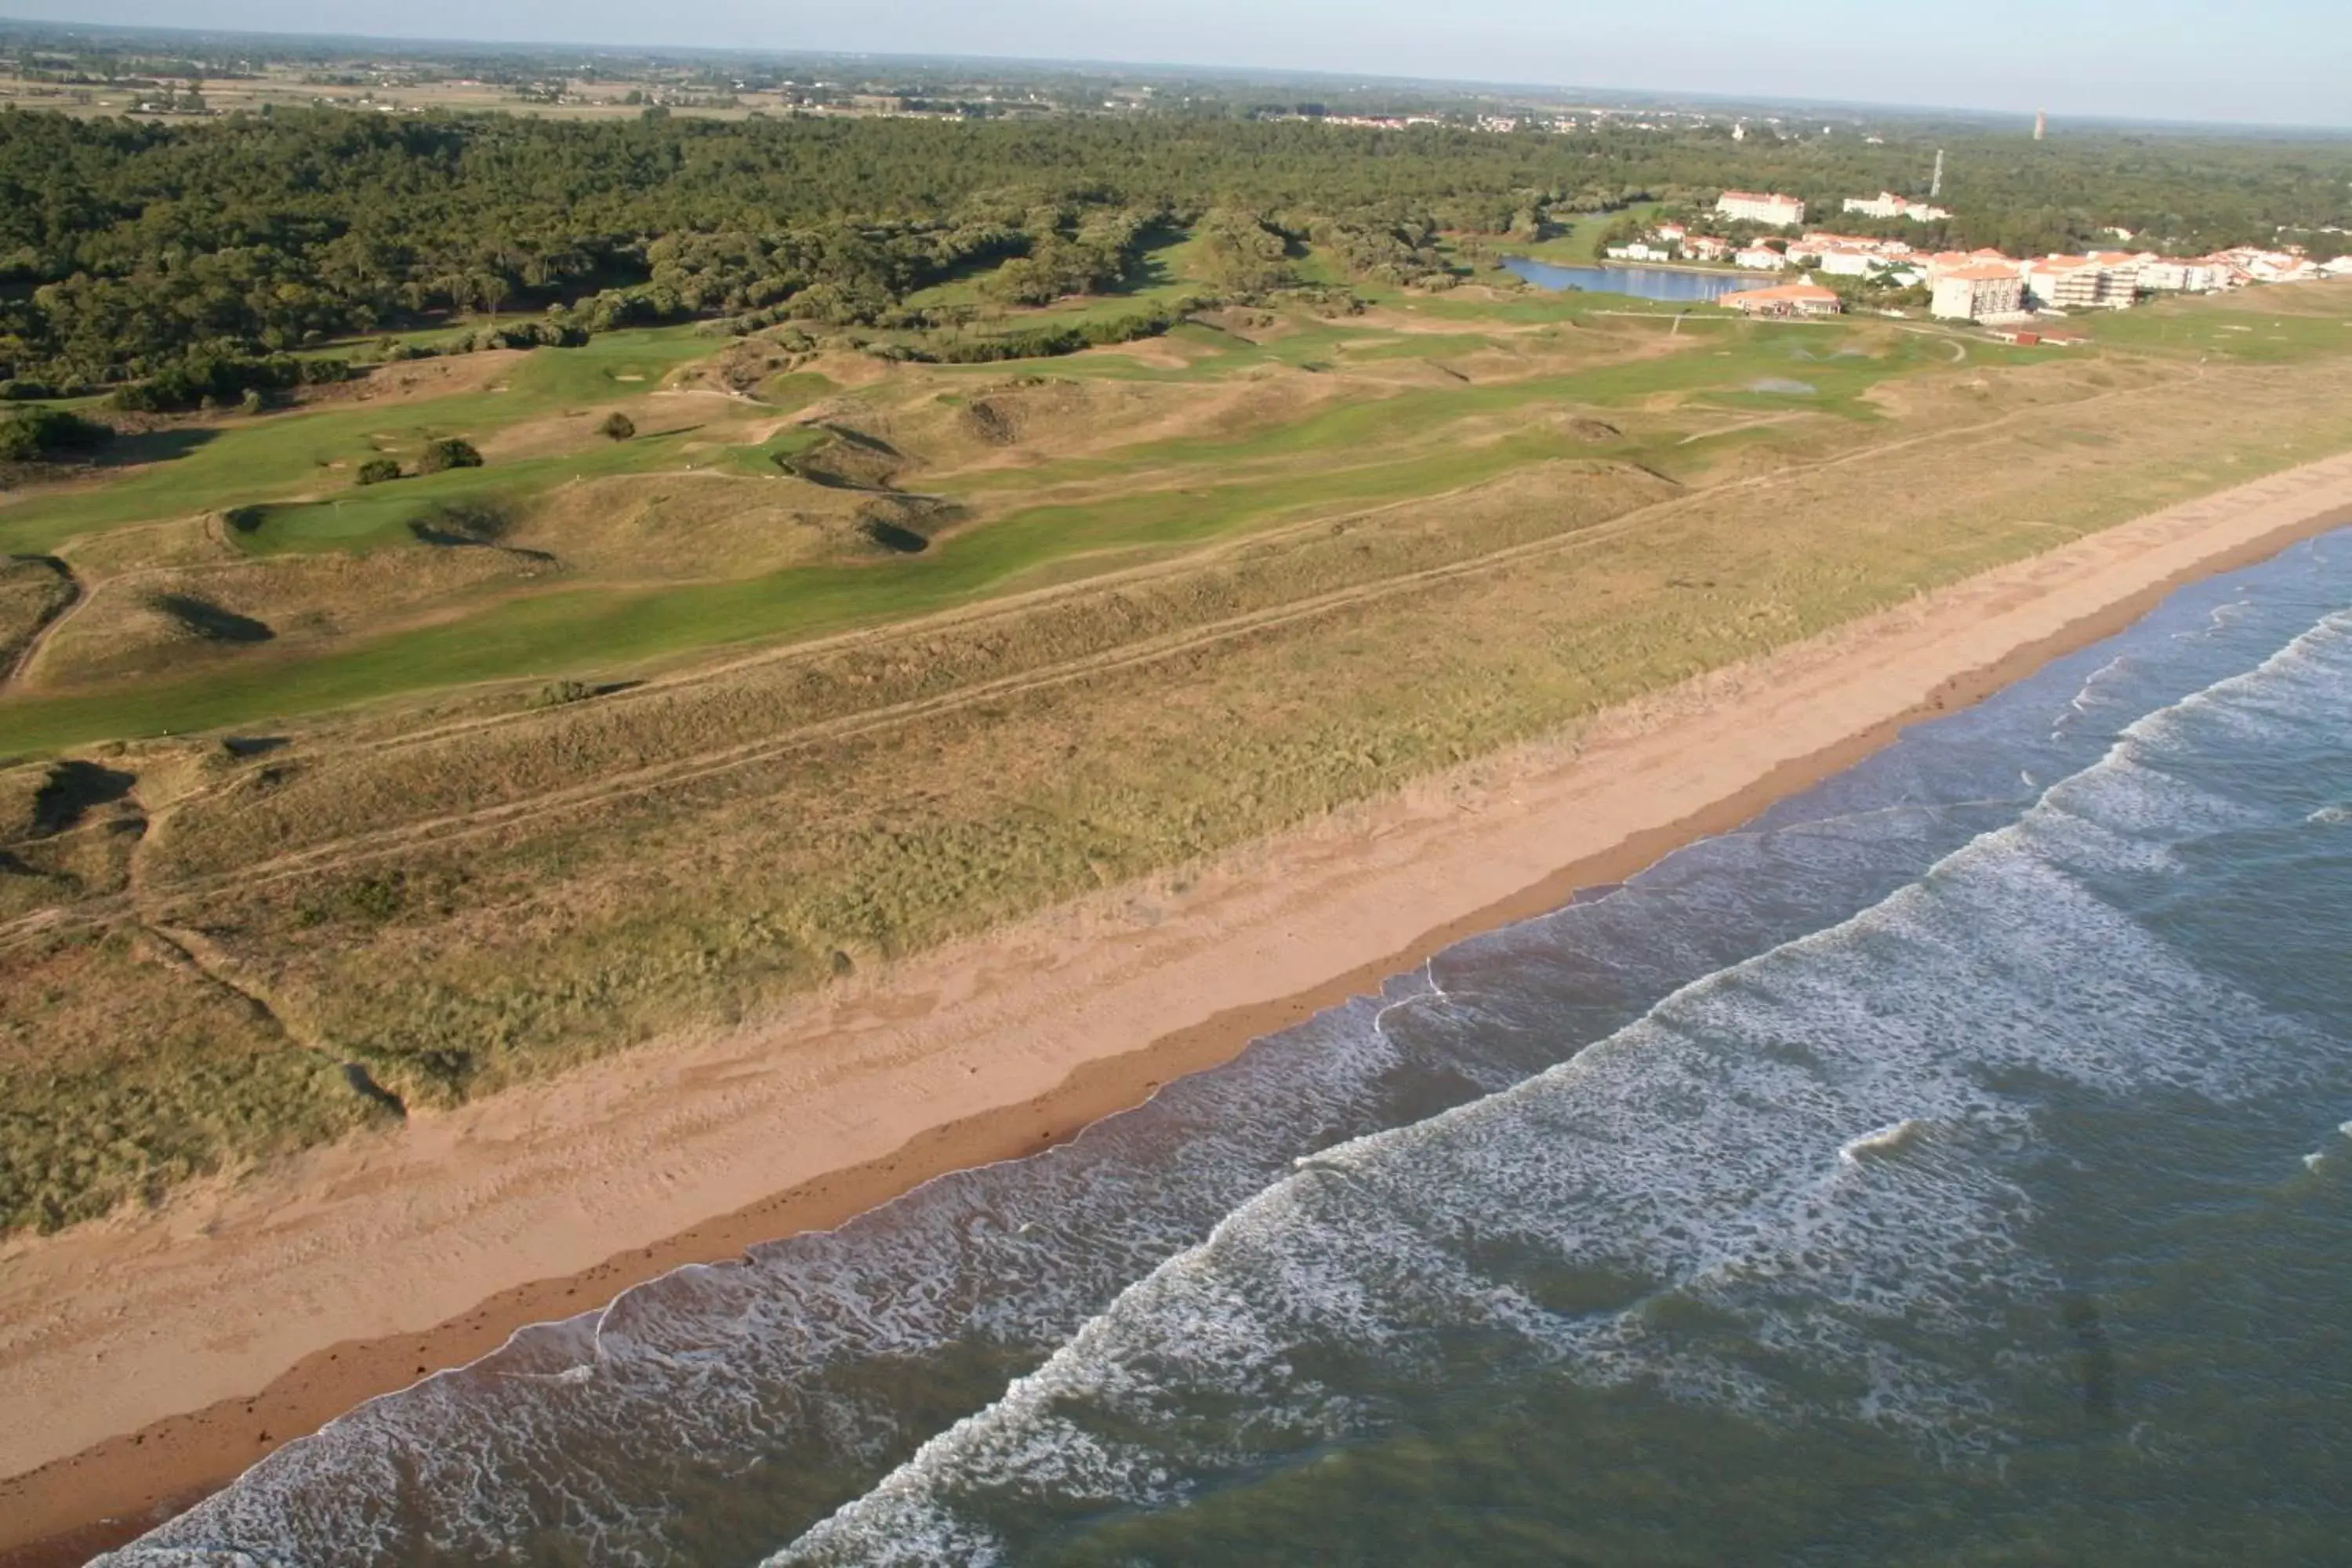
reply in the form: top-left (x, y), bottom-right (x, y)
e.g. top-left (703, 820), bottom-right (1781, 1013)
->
top-left (1842, 191), bottom-right (1954, 223)
top-left (1715, 190), bottom-right (1807, 227)
top-left (1682, 235), bottom-right (1733, 262)
top-left (1816, 246), bottom-right (1878, 278)
top-left (1733, 246), bottom-right (1787, 270)
top-left (2322, 256), bottom-right (2352, 278)
top-left (1605, 242), bottom-right (1667, 261)
top-left (1931, 264), bottom-right (2027, 321)
top-left (1654, 222), bottom-right (1690, 243)
top-left (1722, 281), bottom-right (1843, 318)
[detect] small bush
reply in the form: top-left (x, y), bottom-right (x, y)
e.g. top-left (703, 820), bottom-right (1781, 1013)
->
top-left (417, 437), bottom-right (483, 474)
top-left (598, 412), bottom-right (636, 441)
top-left (239, 388), bottom-right (267, 416)
top-left (529, 679), bottom-right (596, 709)
top-left (355, 457), bottom-right (403, 485)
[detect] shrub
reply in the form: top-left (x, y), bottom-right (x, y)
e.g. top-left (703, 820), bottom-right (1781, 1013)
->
top-left (0, 407), bottom-right (114, 463)
top-left (108, 354), bottom-right (353, 414)
top-left (417, 437), bottom-right (483, 474)
top-left (355, 457), bottom-right (402, 485)
top-left (528, 679), bottom-right (596, 709)
top-left (598, 412), bottom-right (636, 441)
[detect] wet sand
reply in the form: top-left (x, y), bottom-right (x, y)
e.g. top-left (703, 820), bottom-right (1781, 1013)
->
top-left (6, 452), bottom-right (2352, 1563)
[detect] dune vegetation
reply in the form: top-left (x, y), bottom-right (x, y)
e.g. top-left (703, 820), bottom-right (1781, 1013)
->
top-left (5, 218), bottom-right (2352, 1236)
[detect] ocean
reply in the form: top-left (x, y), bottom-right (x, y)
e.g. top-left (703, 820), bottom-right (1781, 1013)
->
top-left (101, 528), bottom-right (2352, 1566)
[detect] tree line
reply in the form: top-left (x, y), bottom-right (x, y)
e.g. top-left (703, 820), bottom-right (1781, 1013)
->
top-left (0, 106), bottom-right (2343, 396)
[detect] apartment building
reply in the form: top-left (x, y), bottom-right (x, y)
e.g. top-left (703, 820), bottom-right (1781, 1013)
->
top-left (2137, 259), bottom-right (2229, 292)
top-left (2025, 254), bottom-right (2139, 310)
top-left (1715, 190), bottom-right (1807, 227)
top-left (1931, 264), bottom-right (2027, 321)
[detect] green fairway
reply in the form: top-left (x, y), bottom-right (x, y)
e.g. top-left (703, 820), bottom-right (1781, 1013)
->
top-left (0, 424), bottom-right (1596, 752)
top-left (0, 296), bottom-right (2107, 756)
top-left (0, 327), bottom-right (716, 554)
top-left (223, 426), bottom-right (713, 556)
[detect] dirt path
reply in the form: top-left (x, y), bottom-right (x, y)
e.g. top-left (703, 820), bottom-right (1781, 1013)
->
top-left (0, 556), bottom-right (77, 690)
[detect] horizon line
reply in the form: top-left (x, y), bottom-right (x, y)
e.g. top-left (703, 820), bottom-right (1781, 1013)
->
top-left (3, 13), bottom-right (2350, 137)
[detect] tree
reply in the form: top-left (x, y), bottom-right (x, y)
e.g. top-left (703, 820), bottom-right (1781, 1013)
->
top-left (598, 412), bottom-right (636, 441)
top-left (355, 457), bottom-right (402, 485)
top-left (417, 437), bottom-right (483, 474)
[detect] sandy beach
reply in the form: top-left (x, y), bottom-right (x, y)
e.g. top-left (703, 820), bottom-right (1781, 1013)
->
top-left (6, 452), bottom-right (2352, 1563)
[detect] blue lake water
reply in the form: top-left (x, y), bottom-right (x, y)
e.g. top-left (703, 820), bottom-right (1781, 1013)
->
top-left (104, 528), bottom-right (2352, 1566)
top-left (1501, 256), bottom-right (1763, 302)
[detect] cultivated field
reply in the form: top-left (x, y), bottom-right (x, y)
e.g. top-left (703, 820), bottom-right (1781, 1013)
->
top-left (5, 252), bottom-right (2352, 1236)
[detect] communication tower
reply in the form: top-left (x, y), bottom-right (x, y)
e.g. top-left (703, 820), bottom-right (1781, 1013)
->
top-left (2034, 109), bottom-right (2048, 141)
top-left (1930, 149), bottom-right (1944, 199)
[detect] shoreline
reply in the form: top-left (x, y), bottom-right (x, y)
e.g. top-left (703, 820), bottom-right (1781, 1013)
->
top-left (6, 459), bottom-right (2352, 1563)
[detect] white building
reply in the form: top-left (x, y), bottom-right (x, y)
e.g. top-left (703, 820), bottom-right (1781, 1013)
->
top-left (2218, 248), bottom-right (2314, 284)
top-left (1842, 191), bottom-right (1954, 223)
top-left (1932, 264), bottom-right (2027, 321)
top-left (1715, 190), bottom-right (1807, 227)
top-left (1816, 247), bottom-right (1877, 278)
top-left (1733, 246), bottom-right (1788, 270)
top-left (2025, 255), bottom-right (2139, 310)
top-left (2137, 259), bottom-right (2228, 293)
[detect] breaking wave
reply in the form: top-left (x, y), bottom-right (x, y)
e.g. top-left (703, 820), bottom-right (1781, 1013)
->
top-left (105, 544), bottom-right (2352, 1566)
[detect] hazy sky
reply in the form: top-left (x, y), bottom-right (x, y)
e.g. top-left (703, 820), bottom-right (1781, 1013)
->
top-left (14, 0), bottom-right (2348, 128)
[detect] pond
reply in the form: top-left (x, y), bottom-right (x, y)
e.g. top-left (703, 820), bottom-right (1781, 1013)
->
top-left (1501, 256), bottom-right (1762, 303)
